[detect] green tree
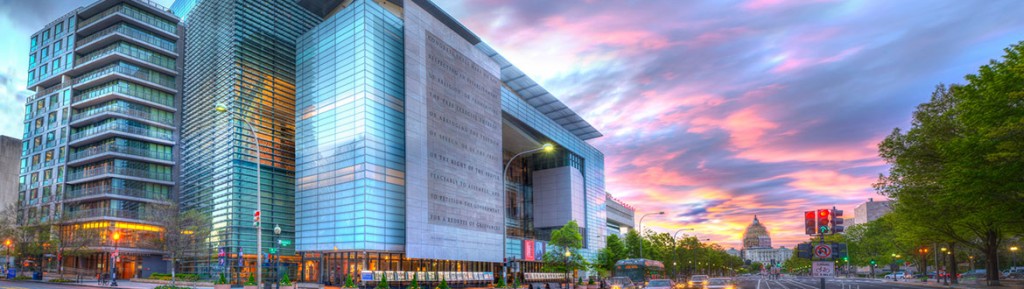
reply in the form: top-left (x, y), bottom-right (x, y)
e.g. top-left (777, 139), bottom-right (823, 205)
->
top-left (544, 220), bottom-right (589, 275)
top-left (877, 41), bottom-right (1024, 285)
top-left (596, 234), bottom-right (627, 275)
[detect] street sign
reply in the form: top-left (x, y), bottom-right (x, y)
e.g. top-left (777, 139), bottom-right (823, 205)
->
top-left (814, 244), bottom-right (832, 258)
top-left (812, 261), bottom-right (835, 277)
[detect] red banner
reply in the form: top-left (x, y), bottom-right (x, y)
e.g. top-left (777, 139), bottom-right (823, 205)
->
top-left (523, 240), bottom-right (536, 261)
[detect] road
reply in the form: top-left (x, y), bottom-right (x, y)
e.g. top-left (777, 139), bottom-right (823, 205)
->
top-left (734, 276), bottom-right (945, 289)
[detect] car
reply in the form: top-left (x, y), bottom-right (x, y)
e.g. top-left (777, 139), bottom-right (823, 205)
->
top-left (609, 277), bottom-right (638, 289)
top-left (703, 278), bottom-right (734, 289)
top-left (644, 279), bottom-right (674, 289)
top-left (687, 275), bottom-right (709, 288)
top-left (884, 272), bottom-right (908, 280)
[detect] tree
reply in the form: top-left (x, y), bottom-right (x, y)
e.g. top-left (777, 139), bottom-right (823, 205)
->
top-left (877, 41), bottom-right (1024, 285)
top-left (145, 203), bottom-right (212, 285)
top-left (544, 220), bottom-right (589, 275)
top-left (596, 234), bottom-right (627, 275)
top-left (52, 209), bottom-right (100, 279)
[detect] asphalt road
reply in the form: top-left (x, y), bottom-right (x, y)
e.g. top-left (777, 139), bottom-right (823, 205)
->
top-left (734, 276), bottom-right (943, 289)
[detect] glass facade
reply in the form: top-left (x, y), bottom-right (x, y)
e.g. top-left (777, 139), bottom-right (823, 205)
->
top-left (18, 0), bottom-right (182, 278)
top-left (294, 0), bottom-right (406, 253)
top-left (172, 0), bottom-right (319, 277)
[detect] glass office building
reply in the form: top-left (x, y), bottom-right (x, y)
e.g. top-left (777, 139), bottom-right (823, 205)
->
top-left (170, 0), bottom-right (319, 278)
top-left (19, 0), bottom-right (182, 278)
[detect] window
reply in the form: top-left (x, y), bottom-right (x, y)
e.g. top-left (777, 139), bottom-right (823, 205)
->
top-left (29, 53), bottom-right (35, 67)
top-left (52, 58), bottom-right (60, 71)
top-left (40, 64), bottom-right (47, 76)
top-left (28, 70), bottom-right (35, 81)
top-left (42, 29), bottom-right (50, 42)
top-left (55, 21), bottom-right (63, 34)
top-left (41, 47), bottom-right (48, 58)
top-left (66, 53), bottom-right (73, 69)
top-left (54, 40), bottom-right (62, 52)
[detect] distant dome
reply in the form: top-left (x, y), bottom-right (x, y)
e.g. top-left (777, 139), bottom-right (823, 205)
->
top-left (742, 215), bottom-right (772, 249)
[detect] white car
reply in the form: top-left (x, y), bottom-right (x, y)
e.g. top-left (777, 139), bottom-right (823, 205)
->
top-left (884, 272), bottom-right (907, 279)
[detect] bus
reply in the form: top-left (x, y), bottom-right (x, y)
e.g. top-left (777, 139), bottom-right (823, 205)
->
top-left (613, 259), bottom-right (666, 284)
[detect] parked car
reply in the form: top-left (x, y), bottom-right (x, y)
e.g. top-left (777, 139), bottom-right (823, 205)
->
top-left (645, 279), bottom-right (675, 289)
top-left (884, 272), bottom-right (907, 279)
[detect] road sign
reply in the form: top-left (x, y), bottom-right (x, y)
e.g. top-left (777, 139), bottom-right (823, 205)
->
top-left (814, 244), bottom-right (833, 258)
top-left (812, 261), bottom-right (835, 277)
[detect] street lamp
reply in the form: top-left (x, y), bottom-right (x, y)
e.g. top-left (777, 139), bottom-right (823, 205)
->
top-left (502, 143), bottom-right (555, 277)
top-left (111, 232), bottom-right (120, 286)
top-left (274, 224), bottom-right (281, 289)
top-left (215, 104), bottom-right (263, 286)
top-left (638, 212), bottom-right (664, 259)
top-left (564, 250), bottom-right (572, 289)
top-left (673, 228), bottom-right (693, 279)
top-left (1011, 246), bottom-right (1019, 269)
top-left (4, 239), bottom-right (10, 269)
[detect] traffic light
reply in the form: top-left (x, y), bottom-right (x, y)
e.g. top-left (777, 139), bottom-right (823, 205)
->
top-left (870, 259), bottom-right (876, 266)
top-left (253, 210), bottom-right (261, 227)
top-left (816, 209), bottom-right (830, 234)
top-left (797, 243), bottom-right (812, 259)
top-left (804, 211), bottom-right (817, 235)
top-left (830, 207), bottom-right (845, 234)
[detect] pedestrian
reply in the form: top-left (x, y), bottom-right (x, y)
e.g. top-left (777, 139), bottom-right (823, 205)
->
top-left (96, 273), bottom-right (102, 285)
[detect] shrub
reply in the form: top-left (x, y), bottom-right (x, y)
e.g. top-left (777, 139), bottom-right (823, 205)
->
top-left (409, 273), bottom-right (420, 289)
top-left (155, 286), bottom-right (192, 289)
top-left (376, 274), bottom-right (389, 289)
top-left (345, 275), bottom-right (356, 288)
top-left (513, 277), bottom-right (521, 288)
top-left (437, 277), bottom-right (449, 289)
top-left (245, 275), bottom-right (257, 286)
top-left (497, 276), bottom-right (506, 288)
top-left (48, 278), bottom-right (75, 283)
top-left (13, 276), bottom-right (31, 280)
top-left (281, 273), bottom-right (292, 286)
top-left (216, 273), bottom-right (228, 285)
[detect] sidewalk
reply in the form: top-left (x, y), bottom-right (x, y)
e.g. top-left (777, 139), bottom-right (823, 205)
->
top-left (3, 275), bottom-right (215, 289)
top-left (883, 278), bottom-right (1024, 289)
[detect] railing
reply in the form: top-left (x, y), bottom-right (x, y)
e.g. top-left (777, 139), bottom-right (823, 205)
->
top-left (73, 80), bottom-right (175, 107)
top-left (69, 142), bottom-right (172, 162)
top-left (76, 41), bottom-right (176, 70)
top-left (62, 208), bottom-right (142, 220)
top-left (78, 4), bottom-right (176, 35)
top-left (69, 120), bottom-right (173, 142)
top-left (65, 185), bottom-right (170, 201)
top-left (71, 102), bottom-right (173, 125)
top-left (73, 62), bottom-right (175, 89)
top-left (67, 165), bottom-right (172, 182)
top-left (76, 23), bottom-right (176, 52)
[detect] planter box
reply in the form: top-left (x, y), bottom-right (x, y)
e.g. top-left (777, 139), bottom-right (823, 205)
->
top-left (279, 285), bottom-right (295, 289)
top-left (215, 285), bottom-right (231, 289)
top-left (244, 285), bottom-right (259, 289)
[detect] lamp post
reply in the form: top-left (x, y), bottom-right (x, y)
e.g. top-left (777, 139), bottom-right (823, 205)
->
top-left (274, 224), bottom-right (281, 289)
top-left (216, 104), bottom-right (262, 286)
top-left (4, 239), bottom-right (10, 270)
top-left (638, 212), bottom-right (664, 260)
top-left (564, 250), bottom-right (571, 289)
top-left (501, 143), bottom-right (554, 277)
top-left (941, 247), bottom-right (948, 285)
top-left (1011, 246), bottom-right (1019, 269)
top-left (111, 232), bottom-right (120, 286)
top-left (673, 228), bottom-right (693, 279)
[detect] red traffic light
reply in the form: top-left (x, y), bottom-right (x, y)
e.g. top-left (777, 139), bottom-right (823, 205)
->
top-left (819, 210), bottom-right (830, 217)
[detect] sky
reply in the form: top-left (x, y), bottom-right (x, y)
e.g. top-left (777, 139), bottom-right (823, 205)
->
top-left (2, 0), bottom-right (1024, 250)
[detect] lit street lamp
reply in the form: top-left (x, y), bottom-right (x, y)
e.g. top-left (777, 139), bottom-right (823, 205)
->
top-left (1011, 246), bottom-right (1019, 269)
top-left (111, 231), bottom-right (120, 287)
top-left (215, 104), bottom-right (263, 286)
top-left (638, 212), bottom-right (664, 259)
top-left (673, 228), bottom-right (693, 279)
top-left (564, 250), bottom-right (572, 289)
top-left (502, 143), bottom-right (554, 279)
top-left (274, 224), bottom-right (281, 289)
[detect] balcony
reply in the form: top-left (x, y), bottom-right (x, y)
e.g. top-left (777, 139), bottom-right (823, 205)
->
top-left (67, 143), bottom-right (173, 166)
top-left (77, 3), bottom-right (177, 40)
top-left (70, 102), bottom-right (174, 128)
top-left (72, 81), bottom-right (175, 110)
top-left (62, 208), bottom-right (144, 221)
top-left (65, 185), bottom-right (170, 203)
top-left (75, 42), bottom-right (177, 76)
top-left (72, 62), bottom-right (176, 92)
top-left (68, 121), bottom-right (173, 146)
top-left (76, 24), bottom-right (176, 57)
top-left (66, 165), bottom-right (172, 184)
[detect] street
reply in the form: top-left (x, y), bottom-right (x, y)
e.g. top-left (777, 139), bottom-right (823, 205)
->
top-left (733, 276), bottom-right (955, 289)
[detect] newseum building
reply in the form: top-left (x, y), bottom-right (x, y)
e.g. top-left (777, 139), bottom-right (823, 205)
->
top-left (290, 0), bottom-right (606, 285)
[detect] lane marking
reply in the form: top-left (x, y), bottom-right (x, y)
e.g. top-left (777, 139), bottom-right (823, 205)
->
top-left (757, 278), bottom-right (762, 289)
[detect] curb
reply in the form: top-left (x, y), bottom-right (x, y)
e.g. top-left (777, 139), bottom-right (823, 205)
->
top-left (1, 279), bottom-right (150, 289)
